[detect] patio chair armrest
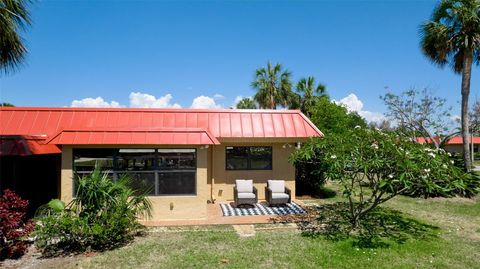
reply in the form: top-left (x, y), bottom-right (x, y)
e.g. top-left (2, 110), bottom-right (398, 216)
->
top-left (285, 187), bottom-right (292, 203)
top-left (253, 186), bottom-right (258, 203)
top-left (234, 186), bottom-right (238, 204)
top-left (265, 186), bottom-right (272, 203)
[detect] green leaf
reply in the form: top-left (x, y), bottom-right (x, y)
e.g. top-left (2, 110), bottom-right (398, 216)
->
top-left (48, 199), bottom-right (65, 212)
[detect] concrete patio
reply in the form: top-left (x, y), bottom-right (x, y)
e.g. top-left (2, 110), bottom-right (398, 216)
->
top-left (142, 200), bottom-right (305, 227)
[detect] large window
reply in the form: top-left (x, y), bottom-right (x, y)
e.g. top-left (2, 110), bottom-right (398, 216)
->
top-left (225, 146), bottom-right (272, 170)
top-left (73, 148), bottom-right (196, 196)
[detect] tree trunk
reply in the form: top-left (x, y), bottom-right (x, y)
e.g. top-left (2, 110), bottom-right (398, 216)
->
top-left (461, 50), bottom-right (473, 172)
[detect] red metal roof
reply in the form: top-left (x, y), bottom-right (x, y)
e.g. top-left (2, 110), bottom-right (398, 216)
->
top-left (47, 127), bottom-right (220, 145)
top-left (416, 136), bottom-right (480, 145)
top-left (0, 135), bottom-right (61, 156)
top-left (0, 107), bottom-right (322, 147)
top-left (445, 136), bottom-right (480, 145)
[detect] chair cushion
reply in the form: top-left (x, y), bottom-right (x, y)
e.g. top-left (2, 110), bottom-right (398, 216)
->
top-left (268, 180), bottom-right (285, 193)
top-left (236, 179), bottom-right (253, 193)
top-left (237, 192), bottom-right (256, 199)
top-left (271, 193), bottom-right (290, 199)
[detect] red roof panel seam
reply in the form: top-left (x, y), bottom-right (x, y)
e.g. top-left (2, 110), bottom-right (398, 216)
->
top-left (27, 111), bottom-right (39, 134)
top-left (2, 111), bottom-right (14, 134)
top-left (228, 114), bottom-right (233, 137)
top-left (259, 113), bottom-right (265, 137)
top-left (42, 111), bottom-right (52, 135)
top-left (69, 111), bottom-right (76, 131)
top-left (290, 114), bottom-right (298, 137)
top-left (239, 113), bottom-right (244, 137)
top-left (54, 111), bottom-right (64, 134)
top-left (249, 114), bottom-right (254, 137)
top-left (16, 111), bottom-right (27, 134)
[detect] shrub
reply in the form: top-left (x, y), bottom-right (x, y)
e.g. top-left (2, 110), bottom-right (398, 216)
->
top-left (0, 189), bottom-right (34, 260)
top-left (294, 160), bottom-right (328, 196)
top-left (34, 169), bottom-right (152, 256)
top-left (290, 128), bottom-right (479, 228)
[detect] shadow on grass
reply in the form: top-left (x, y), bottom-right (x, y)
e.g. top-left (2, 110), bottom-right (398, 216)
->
top-left (316, 186), bottom-right (337, 199)
top-left (273, 203), bottom-right (439, 249)
top-left (297, 186), bottom-right (337, 199)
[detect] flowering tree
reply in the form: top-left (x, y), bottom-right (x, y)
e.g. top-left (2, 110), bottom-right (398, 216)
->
top-left (381, 88), bottom-right (458, 149)
top-left (291, 127), bottom-right (476, 228)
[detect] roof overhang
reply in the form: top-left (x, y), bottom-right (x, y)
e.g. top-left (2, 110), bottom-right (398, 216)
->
top-left (0, 135), bottom-right (61, 156)
top-left (46, 127), bottom-right (220, 145)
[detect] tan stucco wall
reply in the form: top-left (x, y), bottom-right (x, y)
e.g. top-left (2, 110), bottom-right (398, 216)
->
top-left (60, 147), bottom-right (74, 203)
top-left (444, 144), bottom-right (480, 154)
top-left (209, 143), bottom-right (296, 202)
top-left (444, 145), bottom-right (463, 154)
top-left (60, 142), bottom-right (297, 221)
top-left (60, 145), bottom-right (208, 221)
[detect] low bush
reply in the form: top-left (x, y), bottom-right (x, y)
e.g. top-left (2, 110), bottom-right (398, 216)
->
top-left (294, 160), bottom-right (328, 196)
top-left (34, 169), bottom-right (152, 256)
top-left (0, 189), bottom-right (35, 260)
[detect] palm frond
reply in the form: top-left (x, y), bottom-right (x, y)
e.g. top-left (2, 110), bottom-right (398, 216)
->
top-left (0, 0), bottom-right (32, 74)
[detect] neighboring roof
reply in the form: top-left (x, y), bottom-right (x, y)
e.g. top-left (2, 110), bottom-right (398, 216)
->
top-left (0, 107), bottom-right (322, 147)
top-left (416, 136), bottom-right (480, 145)
top-left (0, 135), bottom-right (61, 156)
top-left (416, 137), bottom-right (441, 144)
top-left (445, 136), bottom-right (480, 145)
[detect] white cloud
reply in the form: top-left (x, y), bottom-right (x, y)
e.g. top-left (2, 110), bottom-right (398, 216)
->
top-left (191, 95), bottom-right (223, 109)
top-left (129, 92), bottom-right (181, 108)
top-left (359, 110), bottom-right (386, 123)
top-left (71, 97), bottom-right (122, 108)
top-left (213, 94), bottom-right (225, 100)
top-left (451, 114), bottom-right (461, 123)
top-left (233, 96), bottom-right (244, 105)
top-left (336, 93), bottom-right (385, 123)
top-left (338, 94), bottom-right (364, 112)
top-left (70, 92), bottom-right (227, 110)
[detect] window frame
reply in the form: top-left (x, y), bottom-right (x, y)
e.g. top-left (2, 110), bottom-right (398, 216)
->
top-left (72, 148), bottom-right (197, 197)
top-left (225, 146), bottom-right (273, 171)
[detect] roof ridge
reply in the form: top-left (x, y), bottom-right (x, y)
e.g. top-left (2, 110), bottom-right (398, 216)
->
top-left (0, 107), bottom-right (302, 114)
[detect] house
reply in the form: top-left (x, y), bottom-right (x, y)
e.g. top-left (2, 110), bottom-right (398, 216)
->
top-left (0, 107), bottom-right (323, 221)
top-left (442, 136), bottom-right (480, 155)
top-left (417, 136), bottom-right (480, 155)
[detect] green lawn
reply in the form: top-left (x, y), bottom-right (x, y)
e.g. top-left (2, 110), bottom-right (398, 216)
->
top-left (28, 186), bottom-right (480, 269)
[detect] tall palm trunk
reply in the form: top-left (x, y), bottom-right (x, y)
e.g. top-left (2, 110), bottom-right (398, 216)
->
top-left (461, 49), bottom-right (473, 172)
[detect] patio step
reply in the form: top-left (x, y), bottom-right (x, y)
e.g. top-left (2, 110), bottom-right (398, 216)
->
top-left (233, 224), bottom-right (256, 237)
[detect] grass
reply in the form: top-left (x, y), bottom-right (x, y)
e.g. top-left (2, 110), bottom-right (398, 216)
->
top-left (18, 184), bottom-right (480, 269)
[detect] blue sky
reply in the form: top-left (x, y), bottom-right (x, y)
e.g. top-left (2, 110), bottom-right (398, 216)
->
top-left (1, 0), bottom-right (479, 122)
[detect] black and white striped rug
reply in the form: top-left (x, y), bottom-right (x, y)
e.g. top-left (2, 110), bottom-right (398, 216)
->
top-left (220, 202), bottom-right (306, 217)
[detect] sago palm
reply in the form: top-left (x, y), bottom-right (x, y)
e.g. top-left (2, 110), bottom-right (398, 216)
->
top-left (0, 0), bottom-right (32, 74)
top-left (251, 62), bottom-right (293, 109)
top-left (295, 76), bottom-right (326, 117)
top-left (420, 0), bottom-right (480, 171)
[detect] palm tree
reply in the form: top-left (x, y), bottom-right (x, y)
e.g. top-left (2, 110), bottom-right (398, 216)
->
top-left (0, 0), bottom-right (32, 74)
top-left (295, 76), bottom-right (326, 117)
top-left (251, 62), bottom-right (293, 109)
top-left (420, 0), bottom-right (480, 171)
top-left (236, 97), bottom-right (257, 109)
